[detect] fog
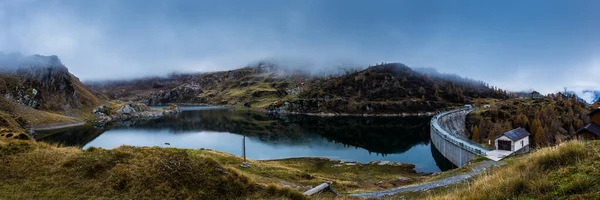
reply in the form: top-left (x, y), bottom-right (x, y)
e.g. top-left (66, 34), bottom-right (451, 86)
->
top-left (0, 0), bottom-right (598, 95)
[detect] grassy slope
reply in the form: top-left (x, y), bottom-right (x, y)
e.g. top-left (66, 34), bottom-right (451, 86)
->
top-left (394, 140), bottom-right (600, 199)
top-left (0, 140), bottom-right (305, 200)
top-left (197, 150), bottom-right (424, 194)
top-left (0, 140), bottom-right (427, 199)
top-left (0, 96), bottom-right (81, 128)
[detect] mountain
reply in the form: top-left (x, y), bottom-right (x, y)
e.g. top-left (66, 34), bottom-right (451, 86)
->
top-left (570, 90), bottom-right (600, 105)
top-left (88, 62), bottom-right (509, 114)
top-left (0, 53), bottom-right (100, 113)
top-left (0, 53), bottom-right (102, 136)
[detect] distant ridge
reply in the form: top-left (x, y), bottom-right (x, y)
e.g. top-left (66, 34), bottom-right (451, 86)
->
top-left (567, 90), bottom-right (600, 105)
top-left (88, 62), bottom-right (510, 114)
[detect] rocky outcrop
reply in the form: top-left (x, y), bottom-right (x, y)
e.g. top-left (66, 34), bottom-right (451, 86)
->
top-left (0, 53), bottom-right (100, 114)
top-left (92, 103), bottom-right (181, 123)
top-left (267, 99), bottom-right (449, 115)
top-left (146, 86), bottom-right (198, 106)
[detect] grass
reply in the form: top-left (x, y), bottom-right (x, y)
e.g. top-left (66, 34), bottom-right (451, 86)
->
top-left (0, 139), bottom-right (430, 199)
top-left (0, 139), bottom-right (306, 200)
top-left (0, 96), bottom-right (82, 129)
top-left (188, 150), bottom-right (426, 194)
top-left (399, 140), bottom-right (600, 199)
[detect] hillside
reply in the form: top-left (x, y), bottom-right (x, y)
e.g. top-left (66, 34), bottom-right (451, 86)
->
top-left (0, 139), bottom-right (435, 199)
top-left (465, 95), bottom-right (591, 148)
top-left (88, 62), bottom-right (509, 114)
top-left (0, 140), bottom-right (305, 199)
top-left (0, 53), bottom-right (102, 133)
top-left (400, 140), bottom-right (600, 199)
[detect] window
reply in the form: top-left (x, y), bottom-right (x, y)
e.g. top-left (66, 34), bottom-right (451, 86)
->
top-left (521, 140), bottom-right (524, 147)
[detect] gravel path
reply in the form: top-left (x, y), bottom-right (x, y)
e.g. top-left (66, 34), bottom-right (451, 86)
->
top-left (30, 121), bottom-right (86, 131)
top-left (349, 161), bottom-right (504, 198)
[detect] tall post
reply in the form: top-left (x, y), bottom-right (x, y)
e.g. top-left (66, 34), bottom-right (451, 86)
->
top-left (241, 136), bottom-right (250, 168)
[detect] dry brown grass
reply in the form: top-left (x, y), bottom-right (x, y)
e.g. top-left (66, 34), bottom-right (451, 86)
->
top-left (0, 96), bottom-right (82, 129)
top-left (0, 140), bottom-right (306, 200)
top-left (417, 140), bottom-right (600, 200)
top-left (193, 150), bottom-right (425, 194)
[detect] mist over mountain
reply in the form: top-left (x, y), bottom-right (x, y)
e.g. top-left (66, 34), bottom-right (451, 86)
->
top-left (0, 53), bottom-right (64, 72)
top-left (0, 53), bottom-right (99, 115)
top-left (570, 90), bottom-right (600, 105)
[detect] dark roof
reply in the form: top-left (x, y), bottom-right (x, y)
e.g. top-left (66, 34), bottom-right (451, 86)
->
top-left (575, 123), bottom-right (600, 137)
top-left (588, 108), bottom-right (600, 116)
top-left (497, 127), bottom-right (530, 141)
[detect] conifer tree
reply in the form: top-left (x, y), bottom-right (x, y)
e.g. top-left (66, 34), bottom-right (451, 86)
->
top-left (472, 125), bottom-right (480, 143)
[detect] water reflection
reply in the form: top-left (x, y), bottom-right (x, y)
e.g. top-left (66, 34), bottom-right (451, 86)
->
top-left (39, 108), bottom-right (451, 173)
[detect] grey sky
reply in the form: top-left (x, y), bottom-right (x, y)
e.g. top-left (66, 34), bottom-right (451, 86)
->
top-left (0, 0), bottom-right (598, 95)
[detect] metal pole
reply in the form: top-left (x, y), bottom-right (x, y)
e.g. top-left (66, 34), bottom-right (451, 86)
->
top-left (241, 136), bottom-right (250, 168)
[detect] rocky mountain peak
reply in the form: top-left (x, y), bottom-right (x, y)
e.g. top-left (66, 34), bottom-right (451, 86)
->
top-left (0, 53), bottom-right (99, 114)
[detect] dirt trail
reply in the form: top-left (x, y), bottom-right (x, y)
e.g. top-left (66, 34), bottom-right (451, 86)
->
top-left (30, 121), bottom-right (86, 131)
top-left (349, 161), bottom-right (503, 198)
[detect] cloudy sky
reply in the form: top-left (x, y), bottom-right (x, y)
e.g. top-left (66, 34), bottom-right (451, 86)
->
top-left (0, 0), bottom-right (598, 94)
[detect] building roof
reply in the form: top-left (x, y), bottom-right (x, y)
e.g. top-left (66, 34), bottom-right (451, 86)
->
top-left (575, 123), bottom-right (600, 137)
top-left (496, 127), bottom-right (530, 141)
top-left (588, 108), bottom-right (600, 116)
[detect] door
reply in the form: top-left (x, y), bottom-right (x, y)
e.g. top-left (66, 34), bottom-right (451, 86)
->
top-left (497, 140), bottom-right (511, 151)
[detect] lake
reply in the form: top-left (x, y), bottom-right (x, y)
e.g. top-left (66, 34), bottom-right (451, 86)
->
top-left (38, 106), bottom-right (456, 173)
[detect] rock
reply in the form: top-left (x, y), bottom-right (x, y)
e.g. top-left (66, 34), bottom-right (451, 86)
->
top-left (116, 104), bottom-right (135, 115)
top-left (93, 103), bottom-right (179, 124)
top-left (92, 105), bottom-right (108, 118)
top-left (378, 161), bottom-right (391, 165)
top-left (162, 104), bottom-right (181, 115)
top-left (396, 177), bottom-right (411, 182)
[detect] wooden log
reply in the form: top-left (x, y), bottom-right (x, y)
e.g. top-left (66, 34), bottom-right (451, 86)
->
top-left (302, 182), bottom-right (330, 196)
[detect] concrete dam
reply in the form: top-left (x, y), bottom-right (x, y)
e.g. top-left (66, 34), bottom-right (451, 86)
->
top-left (430, 108), bottom-right (490, 167)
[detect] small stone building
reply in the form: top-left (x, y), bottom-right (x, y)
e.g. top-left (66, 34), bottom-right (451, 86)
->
top-left (575, 108), bottom-right (600, 140)
top-left (495, 127), bottom-right (530, 153)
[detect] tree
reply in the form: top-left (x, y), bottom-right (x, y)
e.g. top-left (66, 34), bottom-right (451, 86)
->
top-left (487, 126), bottom-right (495, 145)
top-left (523, 115), bottom-right (530, 130)
top-left (530, 118), bottom-right (541, 139)
top-left (535, 126), bottom-right (546, 147)
top-left (472, 125), bottom-right (480, 143)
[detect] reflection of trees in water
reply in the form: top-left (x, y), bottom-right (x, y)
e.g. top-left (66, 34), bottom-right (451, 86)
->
top-left (121, 110), bottom-right (308, 143)
top-left (124, 110), bottom-right (431, 155)
top-left (430, 143), bottom-right (457, 171)
top-left (281, 115), bottom-right (432, 155)
top-left (37, 124), bottom-right (109, 147)
top-left (39, 110), bottom-right (431, 155)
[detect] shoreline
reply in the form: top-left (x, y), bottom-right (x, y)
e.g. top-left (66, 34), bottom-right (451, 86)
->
top-left (157, 102), bottom-right (440, 117)
top-left (30, 121), bottom-right (87, 131)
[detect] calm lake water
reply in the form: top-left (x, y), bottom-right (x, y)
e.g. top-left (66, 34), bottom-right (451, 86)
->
top-left (39, 106), bottom-right (455, 173)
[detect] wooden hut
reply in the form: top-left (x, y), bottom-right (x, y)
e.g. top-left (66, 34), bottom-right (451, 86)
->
top-left (575, 108), bottom-right (600, 140)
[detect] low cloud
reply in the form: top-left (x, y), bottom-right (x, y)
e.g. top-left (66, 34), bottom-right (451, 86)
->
top-left (0, 0), bottom-right (598, 95)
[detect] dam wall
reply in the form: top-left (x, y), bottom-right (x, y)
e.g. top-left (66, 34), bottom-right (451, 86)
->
top-left (430, 108), bottom-right (489, 167)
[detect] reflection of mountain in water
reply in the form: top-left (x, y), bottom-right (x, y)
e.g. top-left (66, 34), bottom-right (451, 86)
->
top-left (37, 124), bottom-right (109, 147)
top-left (39, 109), bottom-right (431, 155)
top-left (281, 115), bottom-right (431, 155)
top-left (101, 109), bottom-right (431, 155)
